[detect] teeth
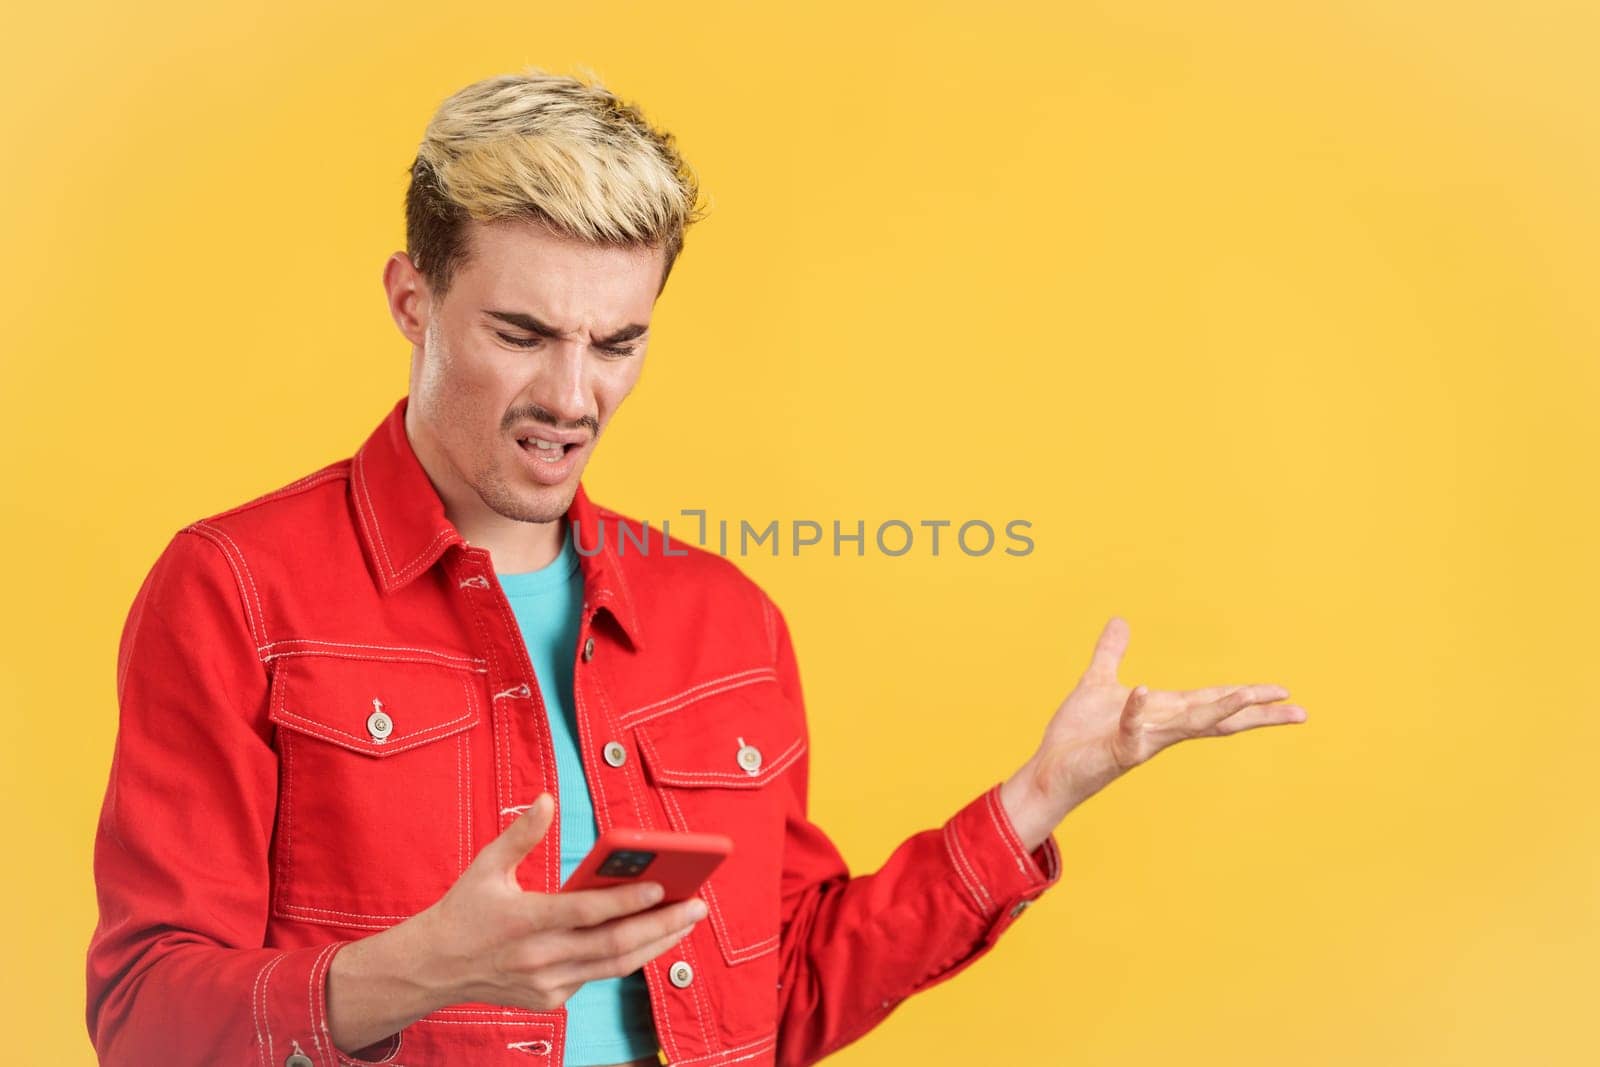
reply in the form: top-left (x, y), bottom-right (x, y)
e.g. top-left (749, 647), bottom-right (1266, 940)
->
top-left (520, 438), bottom-right (566, 462)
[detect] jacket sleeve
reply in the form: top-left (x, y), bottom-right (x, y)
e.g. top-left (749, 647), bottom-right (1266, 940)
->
top-left (763, 595), bottom-right (1063, 1067)
top-left (85, 527), bottom-right (396, 1066)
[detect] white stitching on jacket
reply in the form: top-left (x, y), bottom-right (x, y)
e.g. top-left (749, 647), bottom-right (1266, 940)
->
top-left (390, 527), bottom-right (456, 587)
top-left (485, 589), bottom-right (556, 891)
top-left (270, 668), bottom-right (478, 754)
top-left (700, 874), bottom-right (777, 961)
top-left (306, 941), bottom-right (341, 1063)
top-left (259, 639), bottom-right (486, 670)
top-left (662, 1032), bottom-right (777, 1066)
top-left (252, 951), bottom-right (287, 1067)
top-left (577, 662), bottom-right (704, 1060)
top-left (639, 734), bottom-right (806, 787)
top-left (458, 598), bottom-right (514, 849)
top-left (271, 706), bottom-right (475, 754)
top-left (983, 787), bottom-right (1034, 880)
top-left (274, 903), bottom-right (402, 929)
top-left (618, 668), bottom-right (780, 730)
top-left (592, 505), bottom-right (645, 644)
top-left (457, 734), bottom-right (467, 876)
top-left (187, 522), bottom-right (267, 648)
top-left (953, 818), bottom-right (994, 911)
top-left (352, 447), bottom-right (396, 581)
top-left (942, 821), bottom-right (991, 912)
top-left (352, 448), bottom-right (454, 587)
top-left (656, 789), bottom-right (779, 964)
top-left (582, 654), bottom-right (699, 1063)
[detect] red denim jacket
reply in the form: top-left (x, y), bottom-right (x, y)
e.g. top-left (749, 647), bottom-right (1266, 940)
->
top-left (85, 394), bottom-right (1062, 1067)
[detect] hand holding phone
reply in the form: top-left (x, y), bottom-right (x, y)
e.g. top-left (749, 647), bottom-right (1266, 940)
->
top-left (347, 795), bottom-right (710, 1026)
top-left (562, 826), bottom-right (732, 902)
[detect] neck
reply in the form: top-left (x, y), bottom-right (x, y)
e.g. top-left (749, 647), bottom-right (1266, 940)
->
top-left (404, 402), bottom-right (568, 573)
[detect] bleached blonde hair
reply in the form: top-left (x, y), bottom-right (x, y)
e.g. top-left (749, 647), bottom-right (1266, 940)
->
top-left (405, 65), bottom-right (708, 299)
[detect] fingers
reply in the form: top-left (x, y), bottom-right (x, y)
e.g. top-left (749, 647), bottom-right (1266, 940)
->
top-left (1177, 685), bottom-right (1238, 703)
top-left (550, 911), bottom-right (701, 987)
top-left (1187, 684), bottom-right (1292, 733)
top-left (1177, 683), bottom-right (1305, 708)
top-left (556, 896), bottom-right (707, 967)
top-left (476, 794), bottom-right (555, 876)
top-left (1081, 616), bottom-right (1130, 686)
top-left (1208, 700), bottom-right (1307, 736)
top-left (544, 880), bottom-right (669, 931)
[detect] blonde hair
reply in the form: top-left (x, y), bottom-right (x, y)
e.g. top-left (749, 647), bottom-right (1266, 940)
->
top-left (405, 65), bottom-right (709, 299)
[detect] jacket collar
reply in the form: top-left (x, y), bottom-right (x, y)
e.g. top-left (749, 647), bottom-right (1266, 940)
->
top-left (351, 394), bottom-right (644, 651)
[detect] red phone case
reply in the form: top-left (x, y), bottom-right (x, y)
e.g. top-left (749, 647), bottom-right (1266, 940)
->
top-left (561, 826), bottom-right (733, 902)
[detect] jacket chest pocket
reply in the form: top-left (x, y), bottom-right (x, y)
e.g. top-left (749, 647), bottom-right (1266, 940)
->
top-left (632, 679), bottom-right (805, 968)
top-left (268, 652), bottom-right (483, 930)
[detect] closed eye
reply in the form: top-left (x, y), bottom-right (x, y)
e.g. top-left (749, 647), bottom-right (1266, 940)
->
top-left (495, 332), bottom-right (639, 358)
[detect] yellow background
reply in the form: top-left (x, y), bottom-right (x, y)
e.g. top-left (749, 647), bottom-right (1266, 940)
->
top-left (3, 1), bottom-right (1596, 1063)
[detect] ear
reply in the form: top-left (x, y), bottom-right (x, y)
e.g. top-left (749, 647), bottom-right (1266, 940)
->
top-left (382, 250), bottom-right (430, 348)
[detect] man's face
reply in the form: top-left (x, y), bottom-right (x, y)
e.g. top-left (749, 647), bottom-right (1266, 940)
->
top-left (394, 218), bottom-right (665, 530)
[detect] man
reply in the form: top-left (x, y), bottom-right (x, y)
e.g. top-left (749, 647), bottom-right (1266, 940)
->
top-left (85, 68), bottom-right (1306, 1067)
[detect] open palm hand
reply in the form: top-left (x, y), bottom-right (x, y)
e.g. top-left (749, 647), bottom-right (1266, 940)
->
top-left (1002, 616), bottom-right (1308, 849)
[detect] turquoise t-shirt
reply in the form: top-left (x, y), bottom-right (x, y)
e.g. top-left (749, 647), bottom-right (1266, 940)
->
top-left (497, 524), bottom-right (658, 1066)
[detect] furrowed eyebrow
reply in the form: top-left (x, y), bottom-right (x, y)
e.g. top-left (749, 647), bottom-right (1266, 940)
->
top-left (484, 309), bottom-right (648, 345)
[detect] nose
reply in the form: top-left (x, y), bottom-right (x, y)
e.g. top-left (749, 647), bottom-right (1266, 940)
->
top-left (528, 344), bottom-right (590, 426)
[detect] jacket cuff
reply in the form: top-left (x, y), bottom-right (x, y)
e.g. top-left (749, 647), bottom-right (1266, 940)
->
top-left (940, 782), bottom-right (1063, 947)
top-left (257, 940), bottom-right (401, 1066)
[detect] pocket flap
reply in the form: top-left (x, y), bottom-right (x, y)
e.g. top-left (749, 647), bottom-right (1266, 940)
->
top-left (268, 653), bottom-right (482, 757)
top-left (633, 678), bottom-right (805, 789)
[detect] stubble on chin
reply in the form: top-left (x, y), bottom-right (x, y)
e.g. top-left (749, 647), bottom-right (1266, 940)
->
top-left (472, 453), bottom-right (575, 525)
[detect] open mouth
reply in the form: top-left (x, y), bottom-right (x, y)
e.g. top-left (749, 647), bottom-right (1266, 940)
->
top-left (517, 435), bottom-right (580, 463)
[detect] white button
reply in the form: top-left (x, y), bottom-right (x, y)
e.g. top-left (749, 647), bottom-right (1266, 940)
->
top-left (582, 636), bottom-right (595, 662)
top-left (603, 741), bottom-right (627, 767)
top-left (366, 700), bottom-right (392, 742)
top-left (736, 743), bottom-right (762, 774)
top-left (286, 1052), bottom-right (314, 1067)
top-left (668, 959), bottom-right (694, 988)
top-left (1009, 900), bottom-right (1031, 918)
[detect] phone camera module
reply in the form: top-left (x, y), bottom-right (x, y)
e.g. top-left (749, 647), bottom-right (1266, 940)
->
top-left (597, 849), bottom-right (657, 878)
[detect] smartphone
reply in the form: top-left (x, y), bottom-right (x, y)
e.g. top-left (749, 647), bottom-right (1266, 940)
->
top-left (562, 827), bottom-right (733, 903)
